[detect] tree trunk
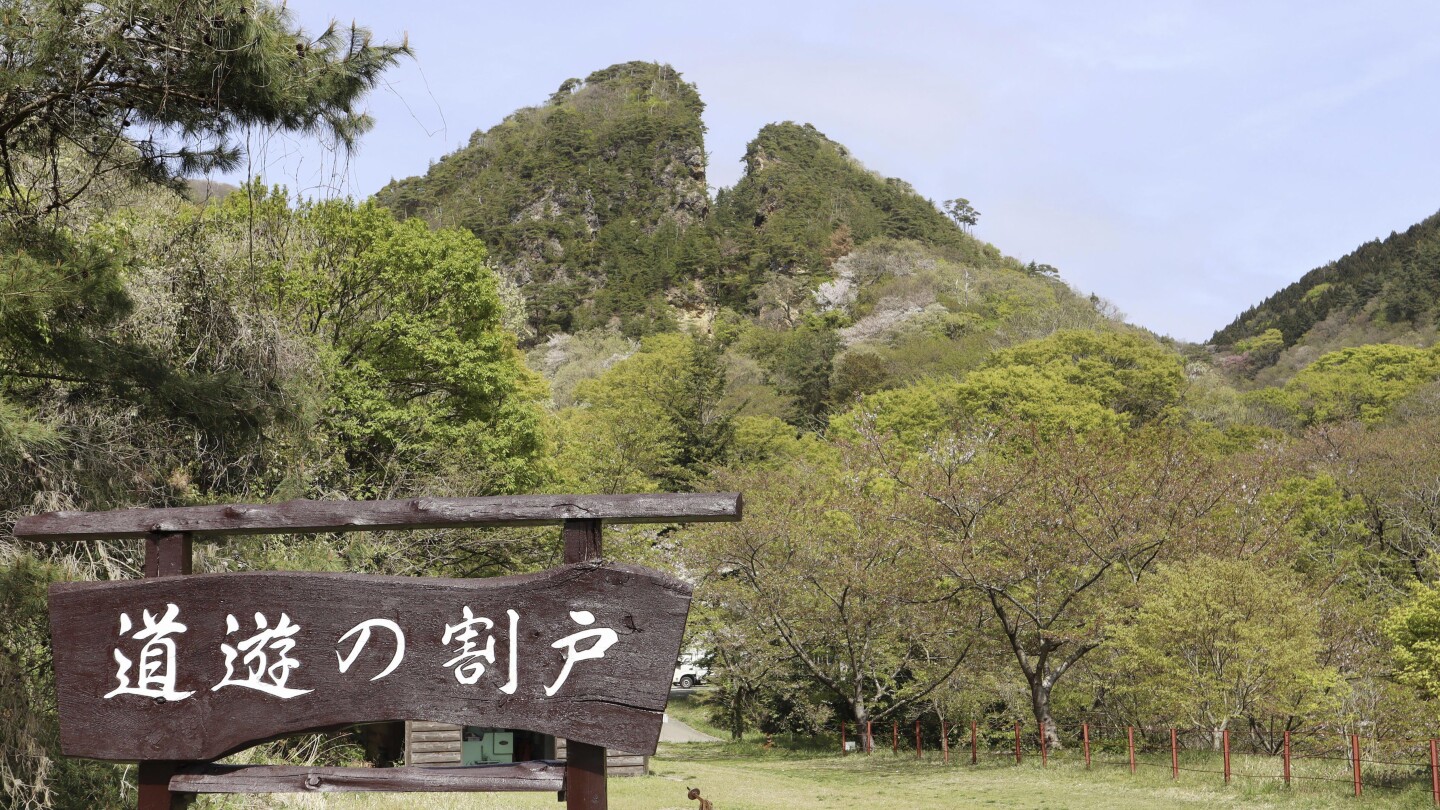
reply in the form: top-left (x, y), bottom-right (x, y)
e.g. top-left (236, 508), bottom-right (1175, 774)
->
top-left (726, 685), bottom-right (745, 740)
top-left (1028, 675), bottom-right (1062, 751)
top-left (853, 687), bottom-right (870, 753)
top-left (1209, 716), bottom-right (1227, 751)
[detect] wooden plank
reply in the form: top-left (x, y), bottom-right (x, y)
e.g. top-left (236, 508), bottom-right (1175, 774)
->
top-left (408, 731), bottom-right (462, 742)
top-left (410, 752), bottom-right (463, 765)
top-left (407, 741), bottom-right (463, 753)
top-left (170, 762), bottom-right (564, 793)
top-left (607, 765), bottom-right (648, 777)
top-left (48, 562), bottom-right (691, 761)
top-left (17, 493), bottom-right (742, 541)
top-left (408, 721), bottom-right (460, 732)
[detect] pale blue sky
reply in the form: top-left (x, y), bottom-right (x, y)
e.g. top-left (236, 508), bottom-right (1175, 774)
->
top-left (227, 1), bottom-right (1440, 342)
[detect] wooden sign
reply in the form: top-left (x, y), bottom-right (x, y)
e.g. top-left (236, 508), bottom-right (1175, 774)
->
top-left (48, 561), bottom-right (690, 761)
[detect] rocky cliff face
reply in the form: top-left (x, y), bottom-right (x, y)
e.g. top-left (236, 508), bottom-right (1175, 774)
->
top-left (376, 61), bottom-right (709, 338)
top-left (377, 63), bottom-right (1051, 347)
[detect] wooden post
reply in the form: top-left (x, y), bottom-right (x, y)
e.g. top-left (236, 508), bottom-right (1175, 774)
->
top-left (1283, 730), bottom-right (1291, 787)
top-left (1351, 733), bottom-right (1362, 797)
top-left (915, 718), bottom-right (922, 759)
top-left (893, 722), bottom-right (898, 755)
top-left (1170, 728), bottom-right (1178, 781)
top-left (1429, 738), bottom-right (1438, 806)
top-left (1014, 722), bottom-right (1021, 765)
top-left (1039, 724), bottom-right (1048, 767)
top-left (1128, 726), bottom-right (1136, 774)
top-left (1222, 728), bottom-right (1230, 785)
top-left (866, 721), bottom-right (873, 754)
top-left (138, 761), bottom-right (182, 810)
top-left (971, 721), bottom-right (978, 765)
top-left (144, 532), bottom-right (192, 577)
top-left (840, 721), bottom-right (846, 756)
top-left (562, 518), bottom-right (606, 810)
top-left (941, 719), bottom-right (948, 764)
top-left (138, 532), bottom-right (193, 810)
top-left (1083, 723), bottom-right (1091, 769)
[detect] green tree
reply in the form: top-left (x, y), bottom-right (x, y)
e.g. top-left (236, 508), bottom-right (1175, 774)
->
top-left (943, 198), bottom-right (979, 231)
top-left (830, 329), bottom-right (1185, 444)
top-left (0, 0), bottom-right (408, 222)
top-left (739, 319), bottom-right (841, 430)
top-left (556, 332), bottom-right (734, 492)
top-left (1101, 557), bottom-right (1342, 748)
top-left (1385, 580), bottom-right (1440, 699)
top-left (218, 186), bottom-right (552, 498)
top-left (1278, 344), bottom-right (1440, 425)
top-left (980, 329), bottom-right (1185, 426)
top-left (857, 420), bottom-right (1236, 750)
top-left (686, 458), bottom-right (982, 751)
top-left (1234, 328), bottom-right (1286, 373)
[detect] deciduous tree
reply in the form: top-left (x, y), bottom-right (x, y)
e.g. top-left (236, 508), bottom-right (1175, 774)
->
top-left (687, 458), bottom-right (983, 750)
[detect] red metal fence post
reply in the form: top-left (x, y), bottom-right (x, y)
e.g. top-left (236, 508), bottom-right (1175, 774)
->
top-left (971, 721), bottom-right (978, 765)
top-left (1040, 725), bottom-right (1048, 767)
top-left (866, 721), bottom-right (872, 754)
top-left (1351, 733), bottom-right (1362, 797)
top-left (941, 719), bottom-right (949, 764)
top-left (1222, 728), bottom-right (1231, 785)
top-left (1283, 730), bottom-right (1291, 787)
top-left (1083, 723), bottom-right (1091, 769)
top-left (840, 721), bottom-right (846, 756)
top-left (1430, 738), bottom-right (1438, 806)
top-left (915, 718), bottom-right (922, 759)
top-left (1170, 728), bottom-right (1178, 781)
top-left (1014, 721), bottom-right (1022, 765)
top-left (892, 722), bottom-right (898, 755)
top-left (1127, 726), bottom-right (1136, 774)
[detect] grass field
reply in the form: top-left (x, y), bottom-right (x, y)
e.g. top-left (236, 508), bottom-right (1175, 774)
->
top-left (319, 746), bottom-right (1440, 810)
top-left (264, 695), bottom-right (1440, 809)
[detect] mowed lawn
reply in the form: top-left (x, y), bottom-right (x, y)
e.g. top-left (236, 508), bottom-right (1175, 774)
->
top-left (325, 745), bottom-right (1440, 810)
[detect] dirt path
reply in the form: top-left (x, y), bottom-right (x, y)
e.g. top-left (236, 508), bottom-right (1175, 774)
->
top-left (659, 712), bottom-right (722, 743)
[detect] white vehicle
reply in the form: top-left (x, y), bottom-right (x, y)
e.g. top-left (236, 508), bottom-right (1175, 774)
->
top-left (672, 651), bottom-right (708, 689)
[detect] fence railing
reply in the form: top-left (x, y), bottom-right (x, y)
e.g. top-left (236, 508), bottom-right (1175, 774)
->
top-left (826, 718), bottom-right (1440, 803)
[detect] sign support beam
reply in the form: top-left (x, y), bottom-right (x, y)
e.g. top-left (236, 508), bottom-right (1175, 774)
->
top-left (138, 532), bottom-right (193, 810)
top-left (563, 518), bottom-right (607, 810)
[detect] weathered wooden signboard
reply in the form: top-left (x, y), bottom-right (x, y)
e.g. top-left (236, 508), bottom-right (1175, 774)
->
top-left (16, 492), bottom-right (742, 810)
top-left (50, 563), bottom-right (688, 761)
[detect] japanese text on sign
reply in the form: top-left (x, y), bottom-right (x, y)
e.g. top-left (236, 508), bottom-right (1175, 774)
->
top-left (104, 603), bottom-right (619, 701)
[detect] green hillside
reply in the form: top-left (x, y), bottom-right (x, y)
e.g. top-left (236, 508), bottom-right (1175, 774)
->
top-left (709, 121), bottom-right (1010, 305)
top-left (375, 63), bottom-right (1077, 347)
top-left (376, 61), bottom-right (711, 337)
top-left (1212, 211), bottom-right (1440, 379)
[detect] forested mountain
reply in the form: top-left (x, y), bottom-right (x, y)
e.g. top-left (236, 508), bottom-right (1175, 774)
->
top-left (376, 62), bottom-right (711, 337)
top-left (1212, 211), bottom-right (1440, 381)
top-left (375, 62), bottom-right (1082, 345)
top-left (708, 121), bottom-right (1010, 303)
top-left (376, 60), bottom-right (1116, 438)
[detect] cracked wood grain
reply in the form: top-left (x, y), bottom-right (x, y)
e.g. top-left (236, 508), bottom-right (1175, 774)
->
top-left (49, 562), bottom-right (690, 761)
top-left (17, 493), bottom-right (742, 540)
